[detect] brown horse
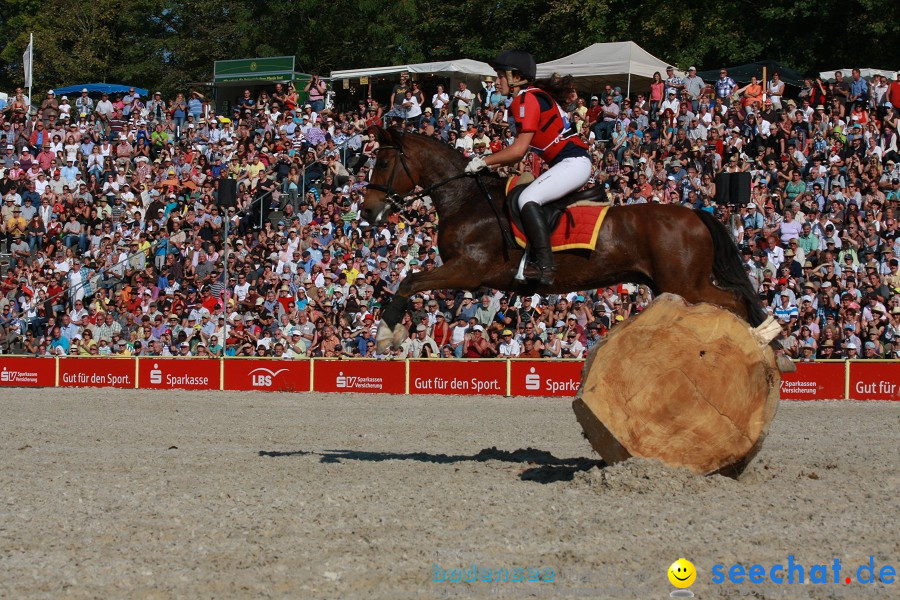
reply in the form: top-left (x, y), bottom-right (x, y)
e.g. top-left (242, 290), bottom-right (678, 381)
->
top-left (362, 127), bottom-right (769, 354)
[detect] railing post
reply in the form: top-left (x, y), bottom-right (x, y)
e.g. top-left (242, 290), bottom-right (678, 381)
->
top-left (845, 359), bottom-right (851, 400)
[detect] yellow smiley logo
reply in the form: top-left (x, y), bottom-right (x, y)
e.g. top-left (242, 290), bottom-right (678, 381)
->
top-left (668, 558), bottom-right (697, 588)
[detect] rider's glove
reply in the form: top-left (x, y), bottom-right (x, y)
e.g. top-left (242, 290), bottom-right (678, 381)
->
top-left (465, 156), bottom-right (488, 174)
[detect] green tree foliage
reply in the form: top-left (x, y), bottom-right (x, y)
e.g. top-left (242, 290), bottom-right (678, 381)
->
top-left (0, 0), bottom-right (896, 95)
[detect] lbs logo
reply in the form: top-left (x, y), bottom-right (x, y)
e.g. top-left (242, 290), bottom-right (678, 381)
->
top-left (249, 367), bottom-right (288, 388)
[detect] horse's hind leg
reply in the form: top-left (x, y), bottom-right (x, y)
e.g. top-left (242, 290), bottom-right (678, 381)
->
top-left (652, 272), bottom-right (752, 321)
top-left (652, 273), bottom-right (796, 372)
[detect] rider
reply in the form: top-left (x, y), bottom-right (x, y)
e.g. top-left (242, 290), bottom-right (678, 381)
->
top-left (465, 50), bottom-right (591, 286)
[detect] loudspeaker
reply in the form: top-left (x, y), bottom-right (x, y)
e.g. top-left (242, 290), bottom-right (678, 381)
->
top-left (729, 172), bottom-right (751, 206)
top-left (218, 178), bottom-right (237, 208)
top-left (714, 173), bottom-right (751, 207)
top-left (715, 173), bottom-right (732, 205)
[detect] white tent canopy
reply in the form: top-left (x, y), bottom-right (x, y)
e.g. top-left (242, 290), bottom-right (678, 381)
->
top-left (331, 59), bottom-right (494, 83)
top-left (819, 68), bottom-right (898, 82)
top-left (536, 41), bottom-right (676, 96)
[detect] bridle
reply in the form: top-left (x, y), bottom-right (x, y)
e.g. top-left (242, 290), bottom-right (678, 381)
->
top-left (365, 137), bottom-right (515, 253)
top-left (364, 144), bottom-right (416, 214)
top-left (365, 143), bottom-right (467, 216)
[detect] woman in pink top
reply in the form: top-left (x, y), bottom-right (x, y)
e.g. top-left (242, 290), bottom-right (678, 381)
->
top-left (649, 71), bottom-right (665, 120)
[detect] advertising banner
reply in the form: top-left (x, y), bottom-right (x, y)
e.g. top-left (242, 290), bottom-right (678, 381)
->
top-left (408, 360), bottom-right (505, 395)
top-left (59, 358), bottom-right (135, 389)
top-left (848, 361), bottom-right (900, 400)
top-left (779, 362), bottom-right (845, 400)
top-left (223, 359), bottom-right (311, 392)
top-left (313, 360), bottom-right (406, 394)
top-left (9, 356), bottom-right (900, 401)
top-left (0, 357), bottom-right (55, 387)
top-left (138, 359), bottom-right (220, 391)
top-left (509, 360), bottom-right (584, 397)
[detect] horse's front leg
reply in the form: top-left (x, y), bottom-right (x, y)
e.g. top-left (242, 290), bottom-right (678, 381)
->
top-left (375, 292), bottom-right (414, 353)
top-left (375, 260), bottom-right (484, 353)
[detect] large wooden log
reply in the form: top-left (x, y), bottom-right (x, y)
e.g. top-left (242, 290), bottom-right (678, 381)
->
top-left (573, 294), bottom-right (781, 476)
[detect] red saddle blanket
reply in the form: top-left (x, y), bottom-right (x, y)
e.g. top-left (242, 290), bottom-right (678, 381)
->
top-left (510, 201), bottom-right (610, 251)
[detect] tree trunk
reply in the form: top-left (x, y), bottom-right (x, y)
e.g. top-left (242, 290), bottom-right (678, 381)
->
top-left (573, 293), bottom-right (781, 476)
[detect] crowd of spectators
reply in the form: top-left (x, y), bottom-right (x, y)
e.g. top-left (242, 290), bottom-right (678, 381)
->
top-left (1, 66), bottom-right (900, 361)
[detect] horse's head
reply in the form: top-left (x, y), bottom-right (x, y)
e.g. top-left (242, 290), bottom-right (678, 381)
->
top-left (361, 126), bottom-right (420, 225)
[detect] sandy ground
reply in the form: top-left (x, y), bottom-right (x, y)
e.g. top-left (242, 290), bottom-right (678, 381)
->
top-left (0, 390), bottom-right (898, 600)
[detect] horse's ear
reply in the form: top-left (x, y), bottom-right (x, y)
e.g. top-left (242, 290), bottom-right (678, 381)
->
top-left (367, 125), bottom-right (388, 143)
top-left (386, 126), bottom-right (409, 147)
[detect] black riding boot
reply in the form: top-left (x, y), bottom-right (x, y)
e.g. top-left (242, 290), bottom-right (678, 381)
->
top-left (520, 202), bottom-right (556, 286)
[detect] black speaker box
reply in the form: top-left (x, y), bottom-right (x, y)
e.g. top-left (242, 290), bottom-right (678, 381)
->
top-left (218, 178), bottom-right (238, 208)
top-left (729, 172), bottom-right (751, 206)
top-left (714, 172), bottom-right (751, 207)
top-left (715, 173), bottom-right (731, 205)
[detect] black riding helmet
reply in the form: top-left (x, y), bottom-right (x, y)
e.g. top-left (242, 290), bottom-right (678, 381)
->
top-left (489, 50), bottom-right (536, 82)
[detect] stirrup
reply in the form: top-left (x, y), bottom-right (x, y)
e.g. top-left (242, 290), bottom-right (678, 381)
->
top-left (537, 266), bottom-right (556, 286)
top-left (523, 262), bottom-right (556, 285)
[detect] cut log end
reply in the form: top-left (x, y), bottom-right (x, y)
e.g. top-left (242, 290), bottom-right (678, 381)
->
top-left (573, 293), bottom-right (780, 476)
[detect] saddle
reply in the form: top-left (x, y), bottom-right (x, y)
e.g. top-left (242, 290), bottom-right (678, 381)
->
top-left (505, 174), bottom-right (609, 239)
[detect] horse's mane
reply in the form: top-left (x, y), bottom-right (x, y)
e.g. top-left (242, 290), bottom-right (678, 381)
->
top-left (384, 127), bottom-right (470, 171)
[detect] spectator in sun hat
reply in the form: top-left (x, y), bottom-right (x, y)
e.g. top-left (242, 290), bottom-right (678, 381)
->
top-left (497, 328), bottom-right (521, 356)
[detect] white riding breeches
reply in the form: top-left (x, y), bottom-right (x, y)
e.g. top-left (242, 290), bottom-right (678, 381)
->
top-left (517, 155), bottom-right (593, 209)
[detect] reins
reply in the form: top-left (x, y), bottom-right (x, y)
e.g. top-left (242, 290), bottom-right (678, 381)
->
top-left (367, 143), bottom-right (515, 258)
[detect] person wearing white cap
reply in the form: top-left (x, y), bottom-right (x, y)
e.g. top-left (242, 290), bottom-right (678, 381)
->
top-left (462, 323), bottom-right (493, 358)
top-left (399, 323), bottom-right (439, 358)
top-left (2, 144), bottom-right (15, 169)
top-left (57, 94), bottom-right (71, 120)
top-left (40, 90), bottom-right (59, 126)
top-left (684, 66), bottom-right (704, 113)
top-left (75, 88), bottom-right (94, 118)
top-left (147, 91), bottom-right (167, 125)
top-left (743, 202), bottom-right (764, 237)
top-left (284, 327), bottom-right (306, 359)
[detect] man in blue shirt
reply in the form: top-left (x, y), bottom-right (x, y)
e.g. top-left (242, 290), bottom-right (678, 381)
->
top-left (849, 69), bottom-right (869, 104)
top-left (238, 89), bottom-right (255, 110)
top-left (188, 91), bottom-right (203, 119)
top-left (716, 69), bottom-right (737, 106)
top-left (210, 157), bottom-right (225, 178)
top-left (48, 326), bottom-right (70, 354)
top-left (665, 66), bottom-right (684, 98)
top-left (60, 159), bottom-right (80, 184)
top-left (773, 293), bottom-right (799, 326)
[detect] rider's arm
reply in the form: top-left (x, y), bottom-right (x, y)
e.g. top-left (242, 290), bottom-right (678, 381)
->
top-left (484, 131), bottom-right (534, 167)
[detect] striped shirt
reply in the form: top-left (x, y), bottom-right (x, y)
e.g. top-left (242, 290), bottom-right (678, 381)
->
top-left (715, 77), bottom-right (736, 99)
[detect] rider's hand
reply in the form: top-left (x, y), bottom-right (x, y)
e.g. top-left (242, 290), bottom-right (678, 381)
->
top-left (465, 157), bottom-right (488, 174)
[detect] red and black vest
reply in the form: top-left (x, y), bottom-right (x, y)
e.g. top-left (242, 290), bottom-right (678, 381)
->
top-left (509, 87), bottom-right (588, 163)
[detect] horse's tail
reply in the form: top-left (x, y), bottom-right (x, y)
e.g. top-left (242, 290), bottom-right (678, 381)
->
top-left (694, 209), bottom-right (767, 327)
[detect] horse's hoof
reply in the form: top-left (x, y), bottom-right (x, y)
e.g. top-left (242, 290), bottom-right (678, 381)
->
top-left (375, 321), bottom-right (394, 353)
top-left (775, 354), bottom-right (797, 373)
